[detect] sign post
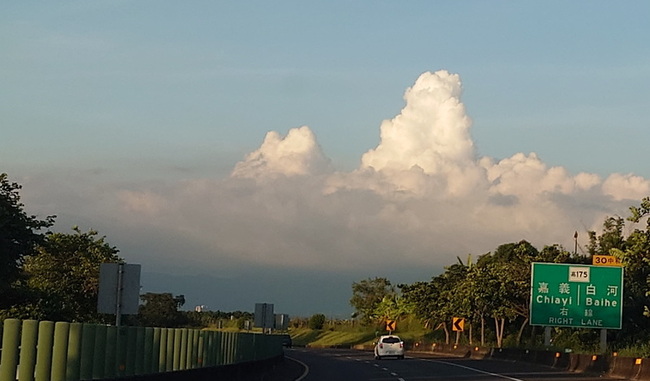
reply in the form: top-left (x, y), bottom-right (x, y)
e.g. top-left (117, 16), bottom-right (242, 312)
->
top-left (530, 263), bottom-right (623, 329)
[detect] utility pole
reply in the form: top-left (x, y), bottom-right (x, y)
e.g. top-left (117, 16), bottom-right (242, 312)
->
top-left (574, 231), bottom-right (578, 255)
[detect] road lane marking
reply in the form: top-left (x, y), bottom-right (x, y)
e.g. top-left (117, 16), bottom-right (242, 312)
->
top-left (424, 359), bottom-right (525, 381)
top-left (286, 355), bottom-right (310, 381)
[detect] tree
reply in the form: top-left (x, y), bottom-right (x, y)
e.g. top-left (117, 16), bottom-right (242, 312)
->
top-left (400, 281), bottom-right (438, 329)
top-left (350, 277), bottom-right (395, 324)
top-left (374, 294), bottom-right (412, 322)
top-left (0, 173), bottom-right (54, 310)
top-left (463, 264), bottom-right (499, 346)
top-left (587, 216), bottom-right (627, 257)
top-left (401, 260), bottom-right (469, 344)
top-left (22, 227), bottom-right (122, 322)
top-left (138, 293), bottom-right (187, 328)
top-left (308, 313), bottom-right (326, 330)
top-left (611, 197), bottom-right (650, 346)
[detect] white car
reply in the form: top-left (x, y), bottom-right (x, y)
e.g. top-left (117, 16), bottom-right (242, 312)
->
top-left (374, 335), bottom-right (404, 360)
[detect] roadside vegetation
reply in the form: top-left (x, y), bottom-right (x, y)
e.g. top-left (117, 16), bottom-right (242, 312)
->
top-left (293, 197), bottom-right (650, 356)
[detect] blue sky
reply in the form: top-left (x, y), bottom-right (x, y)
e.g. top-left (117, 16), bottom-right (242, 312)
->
top-left (2, 2), bottom-right (649, 317)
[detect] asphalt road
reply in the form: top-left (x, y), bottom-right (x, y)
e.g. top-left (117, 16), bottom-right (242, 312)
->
top-left (271, 348), bottom-right (620, 381)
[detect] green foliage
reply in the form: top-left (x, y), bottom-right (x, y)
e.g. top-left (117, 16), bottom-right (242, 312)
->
top-left (308, 313), bottom-right (327, 330)
top-left (290, 324), bottom-right (377, 347)
top-left (587, 216), bottom-right (626, 256)
top-left (396, 198), bottom-right (650, 351)
top-left (138, 293), bottom-right (187, 328)
top-left (21, 227), bottom-right (122, 322)
top-left (0, 173), bottom-right (55, 309)
top-left (374, 294), bottom-right (412, 321)
top-left (400, 259), bottom-right (470, 343)
top-left (183, 310), bottom-right (253, 329)
top-left (350, 277), bottom-right (395, 323)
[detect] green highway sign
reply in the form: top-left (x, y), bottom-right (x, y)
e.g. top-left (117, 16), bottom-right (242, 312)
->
top-left (530, 263), bottom-right (623, 329)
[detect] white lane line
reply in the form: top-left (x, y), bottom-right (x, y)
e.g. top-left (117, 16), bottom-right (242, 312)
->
top-left (424, 359), bottom-right (525, 381)
top-left (286, 355), bottom-right (310, 381)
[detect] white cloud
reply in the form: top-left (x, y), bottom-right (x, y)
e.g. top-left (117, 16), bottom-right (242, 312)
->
top-left (602, 173), bottom-right (650, 201)
top-left (16, 70), bottom-right (650, 280)
top-left (362, 70), bottom-right (475, 174)
top-left (231, 126), bottom-right (331, 180)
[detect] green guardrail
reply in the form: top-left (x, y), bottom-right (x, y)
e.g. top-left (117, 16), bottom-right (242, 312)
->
top-left (0, 319), bottom-right (284, 381)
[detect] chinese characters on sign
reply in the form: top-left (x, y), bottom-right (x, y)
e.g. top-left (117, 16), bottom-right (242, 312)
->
top-left (530, 263), bottom-right (623, 329)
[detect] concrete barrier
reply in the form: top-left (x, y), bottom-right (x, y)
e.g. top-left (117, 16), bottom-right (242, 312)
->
top-left (608, 355), bottom-right (640, 380)
top-left (567, 354), bottom-right (607, 374)
top-left (633, 358), bottom-right (650, 380)
top-left (431, 343), bottom-right (471, 357)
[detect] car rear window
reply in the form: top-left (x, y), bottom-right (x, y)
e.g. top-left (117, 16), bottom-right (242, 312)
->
top-left (382, 337), bottom-right (401, 344)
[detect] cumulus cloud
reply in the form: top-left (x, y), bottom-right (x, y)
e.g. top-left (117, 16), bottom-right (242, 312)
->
top-left (602, 173), bottom-right (650, 201)
top-left (19, 70), bottom-right (650, 278)
top-left (361, 70), bottom-right (475, 174)
top-left (210, 69), bottom-right (648, 269)
top-left (231, 126), bottom-right (331, 180)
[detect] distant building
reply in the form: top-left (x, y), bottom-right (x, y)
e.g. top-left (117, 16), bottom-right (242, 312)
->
top-left (195, 305), bottom-right (207, 312)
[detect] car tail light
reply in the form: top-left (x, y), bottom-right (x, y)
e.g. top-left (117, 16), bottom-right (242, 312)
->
top-left (379, 343), bottom-right (383, 349)
top-left (400, 342), bottom-right (403, 348)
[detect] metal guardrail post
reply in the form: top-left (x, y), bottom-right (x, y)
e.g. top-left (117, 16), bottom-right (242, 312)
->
top-left (206, 331), bottom-right (216, 366)
top-left (172, 329), bottom-right (182, 371)
top-left (35, 321), bottom-right (54, 381)
top-left (187, 329), bottom-right (194, 368)
top-left (157, 328), bottom-right (167, 373)
top-left (134, 327), bottom-right (145, 375)
top-left (189, 329), bottom-right (198, 369)
top-left (115, 326), bottom-right (128, 377)
top-left (104, 325), bottom-right (117, 378)
top-left (150, 328), bottom-right (160, 374)
top-left (165, 329), bottom-right (174, 372)
top-left (92, 325), bottom-right (106, 380)
top-left (212, 331), bottom-right (221, 366)
top-left (124, 327), bottom-right (137, 376)
top-left (226, 332), bottom-right (235, 364)
top-left (0, 319), bottom-right (21, 381)
top-left (218, 331), bottom-right (225, 365)
top-left (179, 329), bottom-right (188, 370)
top-left (51, 322), bottom-right (70, 381)
top-left (197, 331), bottom-right (207, 368)
top-left (142, 327), bottom-right (153, 374)
top-left (66, 322), bottom-right (82, 381)
top-left (79, 324), bottom-right (95, 381)
top-left (18, 320), bottom-right (38, 381)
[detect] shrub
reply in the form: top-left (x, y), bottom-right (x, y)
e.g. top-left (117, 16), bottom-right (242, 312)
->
top-left (309, 313), bottom-right (327, 330)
